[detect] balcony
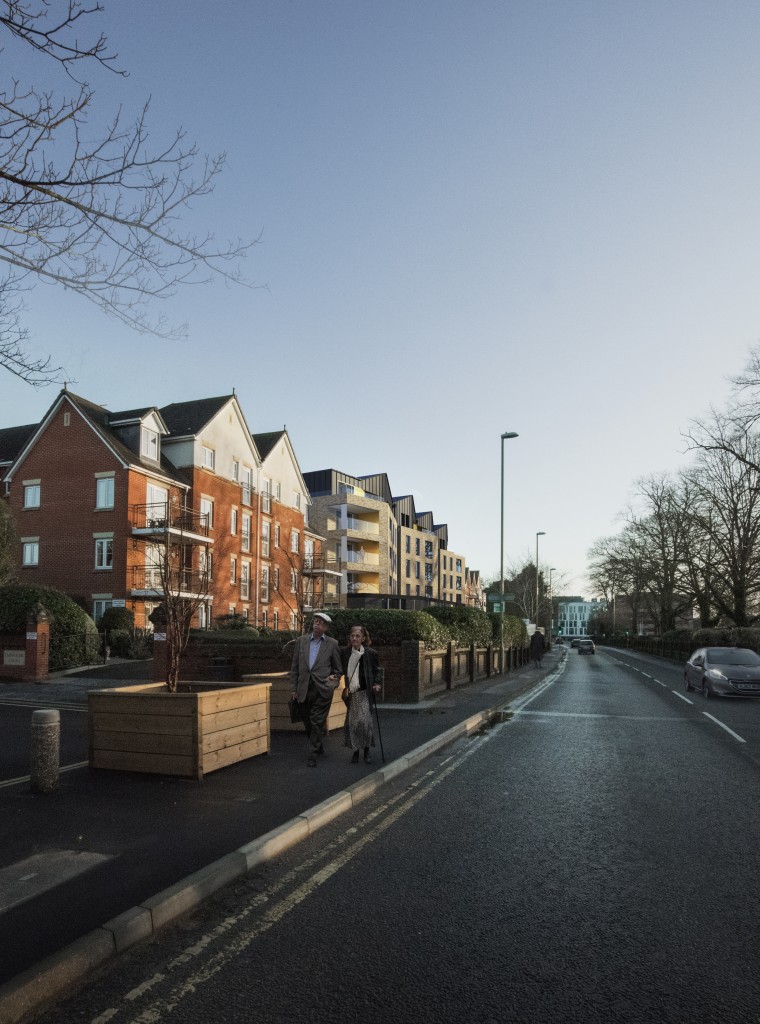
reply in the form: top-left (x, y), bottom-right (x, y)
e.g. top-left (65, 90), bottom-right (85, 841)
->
top-left (131, 502), bottom-right (211, 543)
top-left (302, 554), bottom-right (342, 577)
top-left (130, 566), bottom-right (210, 598)
top-left (344, 516), bottom-right (379, 535)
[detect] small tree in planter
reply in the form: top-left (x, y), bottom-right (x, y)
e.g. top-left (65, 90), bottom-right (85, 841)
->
top-left (148, 521), bottom-right (211, 691)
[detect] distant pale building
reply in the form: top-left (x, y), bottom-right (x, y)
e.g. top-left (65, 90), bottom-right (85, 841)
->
top-left (556, 597), bottom-right (607, 637)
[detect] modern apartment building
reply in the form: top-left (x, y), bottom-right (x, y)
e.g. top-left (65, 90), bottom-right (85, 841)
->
top-left (303, 468), bottom-right (481, 609)
top-left (1, 388), bottom-right (330, 630)
top-left (556, 598), bottom-right (608, 637)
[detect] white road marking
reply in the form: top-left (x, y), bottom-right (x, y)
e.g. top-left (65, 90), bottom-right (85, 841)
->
top-left (702, 712), bottom-right (747, 744)
top-left (672, 691), bottom-right (693, 705)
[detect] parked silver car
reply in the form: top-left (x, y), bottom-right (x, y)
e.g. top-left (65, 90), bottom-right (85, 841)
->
top-left (578, 639), bottom-right (596, 655)
top-left (684, 647), bottom-right (760, 698)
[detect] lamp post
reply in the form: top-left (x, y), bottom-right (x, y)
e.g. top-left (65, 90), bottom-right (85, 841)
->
top-left (500, 431), bottom-right (519, 671)
top-left (549, 567), bottom-right (557, 638)
top-left (535, 531), bottom-right (546, 628)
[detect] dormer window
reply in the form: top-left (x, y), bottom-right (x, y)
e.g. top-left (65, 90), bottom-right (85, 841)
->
top-left (141, 427), bottom-right (159, 461)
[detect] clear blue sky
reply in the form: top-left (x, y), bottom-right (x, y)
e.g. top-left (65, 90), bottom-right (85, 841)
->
top-left (4, 0), bottom-right (760, 596)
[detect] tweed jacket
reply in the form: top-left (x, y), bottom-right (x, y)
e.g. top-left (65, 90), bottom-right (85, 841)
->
top-left (289, 632), bottom-right (343, 701)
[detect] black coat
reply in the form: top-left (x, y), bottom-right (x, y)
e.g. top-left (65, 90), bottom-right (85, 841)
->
top-left (340, 646), bottom-right (381, 691)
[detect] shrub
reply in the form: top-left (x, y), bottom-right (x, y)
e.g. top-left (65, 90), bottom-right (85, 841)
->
top-left (424, 605), bottom-right (493, 647)
top-left (489, 612), bottom-right (528, 647)
top-left (213, 613), bottom-right (255, 630)
top-left (0, 584), bottom-right (100, 670)
top-left (98, 606), bottom-right (135, 632)
top-left (107, 628), bottom-right (154, 659)
top-left (323, 609), bottom-right (449, 650)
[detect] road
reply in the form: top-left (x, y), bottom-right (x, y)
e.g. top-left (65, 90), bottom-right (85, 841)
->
top-left (34, 646), bottom-right (760, 1023)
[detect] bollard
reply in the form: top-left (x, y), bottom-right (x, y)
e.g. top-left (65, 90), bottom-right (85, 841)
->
top-left (31, 708), bottom-right (60, 793)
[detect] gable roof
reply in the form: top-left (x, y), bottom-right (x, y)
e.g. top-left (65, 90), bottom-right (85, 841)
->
top-left (252, 430), bottom-right (285, 461)
top-left (0, 424), bottom-right (37, 466)
top-left (160, 396), bottom-right (233, 437)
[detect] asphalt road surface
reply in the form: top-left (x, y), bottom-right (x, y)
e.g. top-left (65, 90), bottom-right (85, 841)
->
top-left (36, 646), bottom-right (760, 1023)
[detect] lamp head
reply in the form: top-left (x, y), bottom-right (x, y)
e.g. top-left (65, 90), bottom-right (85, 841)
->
top-left (536, 531), bottom-right (546, 537)
top-left (501, 431), bottom-right (519, 440)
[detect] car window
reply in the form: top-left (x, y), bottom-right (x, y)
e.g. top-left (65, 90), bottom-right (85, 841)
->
top-left (707, 649), bottom-right (760, 667)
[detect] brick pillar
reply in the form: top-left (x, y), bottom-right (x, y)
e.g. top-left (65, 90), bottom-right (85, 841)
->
top-left (400, 641), bottom-right (423, 702)
top-left (24, 604), bottom-right (50, 683)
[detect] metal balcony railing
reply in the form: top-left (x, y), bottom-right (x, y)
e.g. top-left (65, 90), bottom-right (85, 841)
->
top-left (130, 566), bottom-right (209, 595)
top-left (131, 502), bottom-right (210, 537)
top-left (302, 554), bottom-right (340, 574)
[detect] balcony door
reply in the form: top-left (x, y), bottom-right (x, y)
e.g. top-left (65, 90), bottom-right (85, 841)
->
top-left (147, 484), bottom-right (169, 525)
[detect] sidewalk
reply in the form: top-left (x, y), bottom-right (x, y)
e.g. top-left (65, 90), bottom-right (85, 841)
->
top-left (0, 646), bottom-right (565, 1023)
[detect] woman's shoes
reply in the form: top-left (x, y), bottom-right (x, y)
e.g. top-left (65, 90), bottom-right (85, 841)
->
top-left (350, 750), bottom-right (359, 763)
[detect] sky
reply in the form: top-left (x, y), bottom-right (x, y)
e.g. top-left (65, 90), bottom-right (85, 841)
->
top-left (4, 0), bottom-right (760, 597)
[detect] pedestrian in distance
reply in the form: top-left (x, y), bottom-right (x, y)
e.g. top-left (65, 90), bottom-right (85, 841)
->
top-left (530, 629), bottom-right (545, 669)
top-left (341, 624), bottom-right (381, 763)
top-left (289, 611), bottom-right (343, 767)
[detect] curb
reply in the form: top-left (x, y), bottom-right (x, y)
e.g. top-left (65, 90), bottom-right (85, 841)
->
top-left (0, 666), bottom-right (561, 1024)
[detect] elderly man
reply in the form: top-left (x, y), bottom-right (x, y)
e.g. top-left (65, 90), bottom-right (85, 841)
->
top-left (289, 611), bottom-right (343, 767)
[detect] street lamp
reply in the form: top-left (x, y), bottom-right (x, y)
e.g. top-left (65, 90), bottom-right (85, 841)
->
top-left (535, 531), bottom-right (546, 627)
top-left (549, 567), bottom-right (557, 638)
top-left (500, 431), bottom-right (519, 671)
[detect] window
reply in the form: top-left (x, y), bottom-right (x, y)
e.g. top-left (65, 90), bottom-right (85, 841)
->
top-left (261, 610), bottom-right (267, 628)
top-left (273, 567), bottom-right (280, 590)
top-left (241, 513), bottom-right (251, 552)
top-left (232, 460), bottom-right (239, 482)
top-left (23, 483), bottom-right (40, 508)
top-left (291, 568), bottom-right (298, 593)
top-left (231, 508), bottom-right (238, 535)
top-left (415, 538), bottom-right (420, 555)
top-left (290, 610), bottom-right (298, 631)
top-left (274, 524), bottom-right (280, 547)
top-left (96, 476), bottom-right (114, 509)
top-left (425, 541), bottom-right (433, 559)
top-left (199, 549), bottom-right (213, 581)
top-left (240, 562), bottom-right (250, 599)
top-left (92, 599), bottom-right (113, 623)
top-left (262, 521), bottom-right (270, 557)
top-left (293, 491), bottom-right (301, 510)
top-left (95, 539), bottom-right (113, 569)
top-left (291, 529), bottom-right (299, 554)
top-left (241, 467), bottom-right (253, 505)
top-left (200, 497), bottom-right (214, 529)
top-left (261, 565), bottom-right (270, 603)
top-left (262, 481), bottom-right (271, 513)
top-left (141, 427), bottom-right (159, 460)
top-left (456, 558), bottom-right (463, 573)
top-left (405, 559), bottom-right (411, 577)
top-left (415, 561), bottom-right (420, 579)
top-left (273, 611), bottom-right (279, 631)
top-left (22, 540), bottom-right (39, 566)
top-left (425, 563), bottom-right (433, 583)
top-left (230, 556), bottom-right (237, 584)
top-left (201, 446), bottom-right (215, 470)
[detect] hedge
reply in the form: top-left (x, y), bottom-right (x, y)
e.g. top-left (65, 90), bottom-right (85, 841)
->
top-left (0, 584), bottom-right (100, 670)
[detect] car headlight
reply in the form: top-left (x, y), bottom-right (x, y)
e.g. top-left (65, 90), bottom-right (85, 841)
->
top-left (707, 669), bottom-right (727, 681)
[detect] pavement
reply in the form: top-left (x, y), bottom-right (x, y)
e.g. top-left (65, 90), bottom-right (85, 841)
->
top-left (0, 646), bottom-right (566, 1024)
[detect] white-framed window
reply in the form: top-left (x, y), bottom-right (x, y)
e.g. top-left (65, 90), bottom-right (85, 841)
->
top-left (200, 497), bottom-right (214, 529)
top-left (290, 610), bottom-right (298, 631)
top-left (23, 482), bottom-right (40, 508)
top-left (241, 467), bottom-right (252, 505)
top-left (201, 446), bottom-right (215, 470)
top-left (291, 568), bottom-right (298, 593)
top-left (92, 599), bottom-right (113, 623)
top-left (240, 562), bottom-right (250, 599)
top-left (261, 521), bottom-right (270, 557)
top-left (95, 538), bottom-right (113, 569)
top-left (22, 540), bottom-right (39, 565)
top-left (199, 549), bottom-right (213, 581)
top-left (262, 482), bottom-right (271, 513)
top-left (274, 524), bottom-right (280, 547)
top-left (261, 565), bottom-right (270, 603)
top-left (275, 481), bottom-right (282, 501)
top-left (305, 538), bottom-right (315, 568)
top-left (273, 567), bottom-right (280, 591)
top-left (96, 476), bottom-right (115, 509)
top-left (230, 556), bottom-right (237, 584)
top-left (231, 508), bottom-right (238, 535)
top-left (293, 491), bottom-right (301, 510)
top-left (273, 611), bottom-right (279, 631)
top-left (241, 513), bottom-right (252, 552)
top-left (232, 460), bottom-right (239, 482)
top-left (141, 427), bottom-right (159, 460)
top-left (261, 610), bottom-right (268, 629)
top-left (291, 529), bottom-right (299, 554)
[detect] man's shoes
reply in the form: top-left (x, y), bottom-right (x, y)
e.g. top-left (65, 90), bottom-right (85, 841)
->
top-left (363, 747), bottom-right (372, 763)
top-left (307, 757), bottom-right (317, 767)
top-left (317, 743), bottom-right (325, 756)
top-left (350, 750), bottom-right (359, 763)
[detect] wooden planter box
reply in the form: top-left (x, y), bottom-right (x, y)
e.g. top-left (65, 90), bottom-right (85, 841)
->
top-left (88, 682), bottom-right (271, 780)
top-left (242, 671), bottom-right (347, 734)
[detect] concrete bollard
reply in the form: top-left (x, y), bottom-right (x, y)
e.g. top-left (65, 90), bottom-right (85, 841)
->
top-left (31, 708), bottom-right (60, 793)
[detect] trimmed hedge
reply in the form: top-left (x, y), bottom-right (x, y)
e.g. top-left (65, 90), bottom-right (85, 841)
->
top-left (314, 609), bottom-right (449, 650)
top-left (424, 605), bottom-right (493, 647)
top-left (98, 606), bottom-right (135, 632)
top-left (0, 584), bottom-right (99, 670)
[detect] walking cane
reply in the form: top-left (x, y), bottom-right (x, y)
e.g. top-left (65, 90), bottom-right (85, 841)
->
top-left (371, 670), bottom-right (386, 764)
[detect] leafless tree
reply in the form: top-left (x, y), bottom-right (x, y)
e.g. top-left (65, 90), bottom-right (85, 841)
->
top-left (0, 0), bottom-right (253, 385)
top-left (0, 498), bottom-right (16, 584)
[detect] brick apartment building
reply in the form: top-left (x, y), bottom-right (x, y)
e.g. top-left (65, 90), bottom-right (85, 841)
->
top-left (0, 388), bottom-right (333, 630)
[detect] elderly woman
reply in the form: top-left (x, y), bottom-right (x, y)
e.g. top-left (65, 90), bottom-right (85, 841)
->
top-left (341, 624), bottom-right (382, 763)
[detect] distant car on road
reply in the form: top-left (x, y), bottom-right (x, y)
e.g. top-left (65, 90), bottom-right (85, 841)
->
top-left (570, 638), bottom-right (582, 648)
top-left (684, 647), bottom-right (760, 698)
top-left (578, 639), bottom-right (596, 655)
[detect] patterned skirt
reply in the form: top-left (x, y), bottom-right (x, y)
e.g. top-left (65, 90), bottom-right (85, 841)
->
top-left (344, 689), bottom-right (375, 751)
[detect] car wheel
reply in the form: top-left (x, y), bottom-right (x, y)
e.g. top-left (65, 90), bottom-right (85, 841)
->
top-left (702, 677), bottom-right (712, 699)
top-left (685, 673), bottom-right (693, 692)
